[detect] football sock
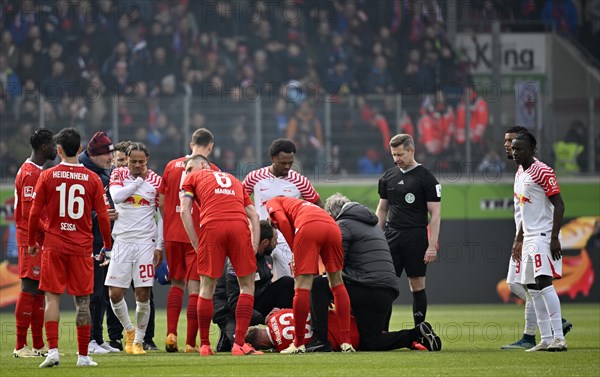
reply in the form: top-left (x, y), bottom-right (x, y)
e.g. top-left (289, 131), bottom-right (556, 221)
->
top-left (524, 290), bottom-right (537, 336)
top-left (135, 301), bottom-right (151, 344)
top-left (31, 294), bottom-right (45, 349)
top-left (331, 284), bottom-right (352, 344)
top-left (167, 286), bottom-right (184, 336)
top-left (540, 285), bottom-right (564, 339)
top-left (186, 294), bottom-right (199, 347)
top-left (77, 324), bottom-right (91, 356)
top-left (292, 288), bottom-right (310, 347)
top-left (15, 291), bottom-right (34, 349)
top-left (508, 282), bottom-right (527, 301)
top-left (197, 297), bottom-right (213, 346)
top-left (45, 321), bottom-right (59, 349)
top-left (111, 298), bottom-right (134, 332)
top-left (529, 289), bottom-right (552, 343)
top-left (234, 294), bottom-right (254, 347)
top-left (412, 289), bottom-right (427, 326)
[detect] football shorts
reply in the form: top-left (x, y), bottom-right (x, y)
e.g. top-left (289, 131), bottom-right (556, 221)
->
top-left (291, 221), bottom-right (344, 277)
top-left (39, 245), bottom-right (93, 296)
top-left (165, 241), bottom-right (199, 282)
top-left (520, 235), bottom-right (562, 285)
top-left (105, 241), bottom-right (156, 288)
top-left (18, 246), bottom-right (42, 281)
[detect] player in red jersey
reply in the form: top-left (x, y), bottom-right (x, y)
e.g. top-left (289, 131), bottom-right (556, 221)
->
top-left (511, 131), bottom-right (567, 352)
top-left (246, 308), bottom-right (359, 352)
top-left (180, 155), bottom-right (262, 356)
top-left (159, 128), bottom-right (217, 353)
top-left (265, 196), bottom-right (354, 353)
top-left (13, 128), bottom-right (56, 358)
top-left (28, 128), bottom-right (112, 368)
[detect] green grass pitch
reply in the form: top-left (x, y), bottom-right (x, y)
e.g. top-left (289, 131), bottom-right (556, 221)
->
top-left (0, 304), bottom-right (598, 376)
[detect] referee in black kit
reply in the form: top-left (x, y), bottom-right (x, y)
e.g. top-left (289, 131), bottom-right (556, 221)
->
top-left (375, 134), bottom-right (441, 326)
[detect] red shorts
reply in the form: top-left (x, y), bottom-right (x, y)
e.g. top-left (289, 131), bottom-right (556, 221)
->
top-left (18, 246), bottom-right (42, 281)
top-left (197, 221), bottom-right (256, 279)
top-left (39, 245), bottom-right (94, 296)
top-left (292, 221), bottom-right (344, 277)
top-left (165, 241), bottom-right (199, 282)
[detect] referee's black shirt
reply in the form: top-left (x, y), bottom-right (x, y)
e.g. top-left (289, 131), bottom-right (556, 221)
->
top-left (378, 164), bottom-right (441, 229)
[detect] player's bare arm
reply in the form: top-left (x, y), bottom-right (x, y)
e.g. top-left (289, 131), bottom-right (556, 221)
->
top-left (180, 195), bottom-right (198, 250)
top-left (549, 193), bottom-right (565, 261)
top-left (425, 201), bottom-right (441, 264)
top-left (375, 199), bottom-right (389, 229)
top-left (512, 224), bottom-right (524, 262)
top-left (155, 208), bottom-right (165, 266)
top-left (245, 204), bottom-right (260, 253)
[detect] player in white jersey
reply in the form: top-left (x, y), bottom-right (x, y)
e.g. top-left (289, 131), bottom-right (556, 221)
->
top-left (243, 139), bottom-right (323, 279)
top-left (104, 142), bottom-right (164, 355)
top-left (511, 132), bottom-right (567, 352)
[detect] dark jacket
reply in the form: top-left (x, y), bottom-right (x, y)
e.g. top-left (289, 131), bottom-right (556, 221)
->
top-left (336, 202), bottom-right (400, 296)
top-left (213, 267), bottom-right (232, 324)
top-left (225, 254), bottom-right (274, 324)
top-left (78, 151), bottom-right (114, 250)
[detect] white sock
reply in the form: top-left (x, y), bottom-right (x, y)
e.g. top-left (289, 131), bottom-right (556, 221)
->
top-left (509, 283), bottom-right (527, 301)
top-left (135, 300), bottom-right (151, 344)
top-left (524, 290), bottom-right (537, 336)
top-left (111, 299), bottom-right (134, 332)
top-left (529, 289), bottom-right (552, 343)
top-left (540, 285), bottom-right (564, 340)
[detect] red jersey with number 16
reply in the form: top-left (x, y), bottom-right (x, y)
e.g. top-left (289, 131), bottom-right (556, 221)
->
top-left (28, 162), bottom-right (111, 255)
top-left (181, 169), bottom-right (252, 226)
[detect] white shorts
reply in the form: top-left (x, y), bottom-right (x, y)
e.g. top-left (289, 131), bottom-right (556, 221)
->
top-left (519, 235), bottom-right (562, 285)
top-left (271, 231), bottom-right (293, 281)
top-left (506, 257), bottom-right (522, 285)
top-left (105, 241), bottom-right (156, 288)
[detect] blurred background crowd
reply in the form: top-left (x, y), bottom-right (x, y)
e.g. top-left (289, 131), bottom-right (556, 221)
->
top-left (1, 0), bottom-right (599, 178)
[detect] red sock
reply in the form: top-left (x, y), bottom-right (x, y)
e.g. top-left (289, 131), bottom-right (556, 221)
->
top-left (15, 291), bottom-right (34, 350)
top-left (234, 294), bottom-right (254, 347)
top-left (186, 294), bottom-right (199, 347)
top-left (77, 324), bottom-right (91, 356)
top-left (31, 294), bottom-right (45, 349)
top-left (197, 297), bottom-right (213, 346)
top-left (167, 286), bottom-right (184, 335)
top-left (332, 284), bottom-right (352, 344)
top-left (292, 288), bottom-right (311, 347)
top-left (45, 321), bottom-right (59, 350)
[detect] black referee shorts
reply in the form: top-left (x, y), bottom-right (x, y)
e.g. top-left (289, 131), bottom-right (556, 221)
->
top-left (384, 226), bottom-right (428, 278)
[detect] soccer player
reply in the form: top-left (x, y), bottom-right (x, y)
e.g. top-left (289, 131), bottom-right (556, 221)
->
top-left (159, 128), bottom-right (216, 353)
top-left (13, 128), bottom-right (56, 358)
top-left (105, 142), bottom-right (164, 355)
top-left (28, 127), bottom-right (112, 367)
top-left (375, 134), bottom-right (441, 326)
top-left (265, 196), bottom-right (354, 354)
top-left (511, 131), bottom-right (567, 352)
top-left (113, 141), bottom-right (130, 168)
top-left (246, 307), bottom-right (440, 352)
top-left (220, 220), bottom-right (294, 348)
top-left (500, 126), bottom-right (572, 349)
top-left (78, 131), bottom-right (121, 354)
top-left (243, 139), bottom-right (323, 280)
top-left (180, 155), bottom-right (262, 356)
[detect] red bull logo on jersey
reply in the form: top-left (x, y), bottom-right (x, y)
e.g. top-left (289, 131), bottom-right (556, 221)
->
top-left (519, 194), bottom-right (532, 206)
top-left (124, 195), bottom-right (152, 207)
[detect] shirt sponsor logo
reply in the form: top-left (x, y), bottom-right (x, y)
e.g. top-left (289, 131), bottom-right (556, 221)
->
top-left (405, 193), bottom-right (415, 204)
top-left (24, 186), bottom-right (34, 197)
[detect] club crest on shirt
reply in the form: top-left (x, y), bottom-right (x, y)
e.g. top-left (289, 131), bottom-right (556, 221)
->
top-left (405, 193), bottom-right (415, 204)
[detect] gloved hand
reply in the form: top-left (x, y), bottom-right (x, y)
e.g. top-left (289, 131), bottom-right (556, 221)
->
top-left (154, 260), bottom-right (170, 285)
top-left (99, 247), bottom-right (112, 267)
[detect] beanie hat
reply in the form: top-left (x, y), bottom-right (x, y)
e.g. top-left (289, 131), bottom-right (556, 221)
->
top-left (87, 132), bottom-right (114, 156)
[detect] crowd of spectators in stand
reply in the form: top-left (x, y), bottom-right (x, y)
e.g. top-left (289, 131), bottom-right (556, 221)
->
top-left (0, 0), bottom-right (598, 178)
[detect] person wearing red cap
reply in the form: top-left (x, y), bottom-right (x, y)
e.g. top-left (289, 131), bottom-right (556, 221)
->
top-left (28, 128), bottom-right (113, 367)
top-left (78, 131), bottom-right (122, 354)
